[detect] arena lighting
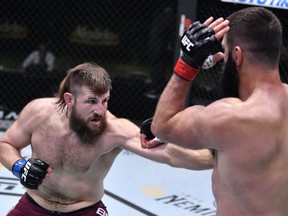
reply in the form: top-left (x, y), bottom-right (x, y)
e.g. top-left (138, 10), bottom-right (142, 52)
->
top-left (221, 0), bottom-right (288, 10)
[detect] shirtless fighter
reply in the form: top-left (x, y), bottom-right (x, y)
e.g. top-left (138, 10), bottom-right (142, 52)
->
top-left (152, 7), bottom-right (288, 216)
top-left (0, 62), bottom-right (213, 215)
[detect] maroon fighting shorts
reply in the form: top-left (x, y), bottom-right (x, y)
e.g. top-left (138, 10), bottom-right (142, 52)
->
top-left (7, 193), bottom-right (109, 216)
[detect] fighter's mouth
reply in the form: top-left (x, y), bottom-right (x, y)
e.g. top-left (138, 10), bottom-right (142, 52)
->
top-left (90, 116), bottom-right (101, 122)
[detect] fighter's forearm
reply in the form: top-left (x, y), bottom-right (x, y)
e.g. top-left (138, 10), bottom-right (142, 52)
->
top-left (164, 145), bottom-right (214, 170)
top-left (0, 141), bottom-right (22, 171)
top-left (139, 141), bottom-right (214, 170)
top-left (152, 74), bottom-right (192, 138)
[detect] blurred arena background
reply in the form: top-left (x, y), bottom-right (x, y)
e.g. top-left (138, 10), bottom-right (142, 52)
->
top-left (0, 0), bottom-right (287, 129)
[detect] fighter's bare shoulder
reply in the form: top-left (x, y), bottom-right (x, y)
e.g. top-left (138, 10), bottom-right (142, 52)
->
top-left (195, 96), bottom-right (276, 148)
top-left (18, 98), bottom-right (57, 125)
top-left (106, 110), bottom-right (140, 139)
top-left (201, 97), bottom-right (260, 130)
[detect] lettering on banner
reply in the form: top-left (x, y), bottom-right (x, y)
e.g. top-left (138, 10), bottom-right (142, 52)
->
top-left (0, 21), bottom-right (28, 39)
top-left (221, 0), bottom-right (288, 9)
top-left (155, 194), bottom-right (216, 216)
top-left (70, 25), bottom-right (120, 46)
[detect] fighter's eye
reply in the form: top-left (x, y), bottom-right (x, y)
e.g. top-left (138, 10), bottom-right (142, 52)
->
top-left (87, 99), bottom-right (97, 104)
top-left (103, 98), bottom-right (109, 103)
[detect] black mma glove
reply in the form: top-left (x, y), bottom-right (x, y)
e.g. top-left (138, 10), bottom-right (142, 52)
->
top-left (174, 21), bottom-right (219, 81)
top-left (140, 117), bottom-right (166, 143)
top-left (140, 117), bottom-right (155, 140)
top-left (12, 158), bottom-right (49, 189)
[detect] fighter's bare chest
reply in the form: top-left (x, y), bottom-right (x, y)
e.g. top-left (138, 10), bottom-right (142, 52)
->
top-left (31, 129), bottom-right (113, 172)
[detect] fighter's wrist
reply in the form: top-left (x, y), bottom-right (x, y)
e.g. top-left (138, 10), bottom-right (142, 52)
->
top-left (174, 58), bottom-right (199, 81)
top-left (12, 158), bottom-right (26, 178)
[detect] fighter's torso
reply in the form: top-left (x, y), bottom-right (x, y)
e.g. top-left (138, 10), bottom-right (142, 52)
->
top-left (27, 99), bottom-right (122, 212)
top-left (211, 84), bottom-right (288, 216)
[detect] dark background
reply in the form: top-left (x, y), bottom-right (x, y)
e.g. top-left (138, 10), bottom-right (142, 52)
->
top-left (0, 0), bottom-right (287, 126)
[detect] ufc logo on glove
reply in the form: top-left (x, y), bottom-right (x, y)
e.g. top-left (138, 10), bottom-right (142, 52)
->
top-left (21, 161), bottom-right (32, 182)
top-left (181, 35), bottom-right (194, 51)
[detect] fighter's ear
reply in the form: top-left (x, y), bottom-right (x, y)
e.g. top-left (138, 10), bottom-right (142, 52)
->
top-left (233, 46), bottom-right (243, 66)
top-left (63, 92), bottom-right (73, 108)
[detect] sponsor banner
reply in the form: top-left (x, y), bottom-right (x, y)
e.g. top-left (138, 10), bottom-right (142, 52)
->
top-left (221, 0), bottom-right (288, 10)
top-left (70, 25), bottom-right (120, 46)
top-left (143, 191), bottom-right (216, 215)
top-left (0, 20), bottom-right (28, 40)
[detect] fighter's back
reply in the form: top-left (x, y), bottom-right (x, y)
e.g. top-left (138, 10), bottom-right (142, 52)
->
top-left (211, 83), bottom-right (288, 216)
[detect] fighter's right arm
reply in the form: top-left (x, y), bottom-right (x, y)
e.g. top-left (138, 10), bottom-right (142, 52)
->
top-left (139, 134), bottom-right (213, 170)
top-left (139, 118), bottom-right (213, 170)
top-left (112, 114), bottom-right (213, 170)
top-left (151, 18), bottom-right (229, 149)
top-left (0, 99), bottom-right (50, 189)
top-left (0, 101), bottom-right (36, 170)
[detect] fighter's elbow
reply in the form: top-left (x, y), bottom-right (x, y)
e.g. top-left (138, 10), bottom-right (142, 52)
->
top-left (151, 121), bottom-right (166, 139)
top-left (150, 121), bottom-right (158, 136)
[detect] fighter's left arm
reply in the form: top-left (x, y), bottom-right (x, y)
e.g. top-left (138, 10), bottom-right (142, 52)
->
top-left (118, 118), bottom-right (213, 170)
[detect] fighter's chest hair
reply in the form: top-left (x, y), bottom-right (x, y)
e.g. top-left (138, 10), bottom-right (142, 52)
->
top-left (32, 126), bottom-right (118, 173)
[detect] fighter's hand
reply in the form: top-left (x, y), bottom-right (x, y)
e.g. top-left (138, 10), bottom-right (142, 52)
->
top-left (201, 52), bottom-right (224, 69)
top-left (201, 17), bottom-right (229, 69)
top-left (12, 158), bottom-right (50, 189)
top-left (140, 117), bottom-right (167, 149)
top-left (174, 17), bottom-right (229, 80)
top-left (204, 17), bottom-right (229, 41)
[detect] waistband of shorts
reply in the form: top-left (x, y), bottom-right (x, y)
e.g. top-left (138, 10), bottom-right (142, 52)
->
top-left (25, 192), bottom-right (103, 214)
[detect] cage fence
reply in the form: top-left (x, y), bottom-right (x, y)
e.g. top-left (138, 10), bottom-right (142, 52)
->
top-left (0, 0), bottom-right (287, 127)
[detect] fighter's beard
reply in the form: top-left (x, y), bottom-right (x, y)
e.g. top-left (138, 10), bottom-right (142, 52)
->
top-left (220, 51), bottom-right (239, 98)
top-left (69, 109), bottom-right (107, 144)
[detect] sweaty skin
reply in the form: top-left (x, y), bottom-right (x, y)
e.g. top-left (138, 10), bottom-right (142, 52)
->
top-left (0, 87), bottom-right (212, 213)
